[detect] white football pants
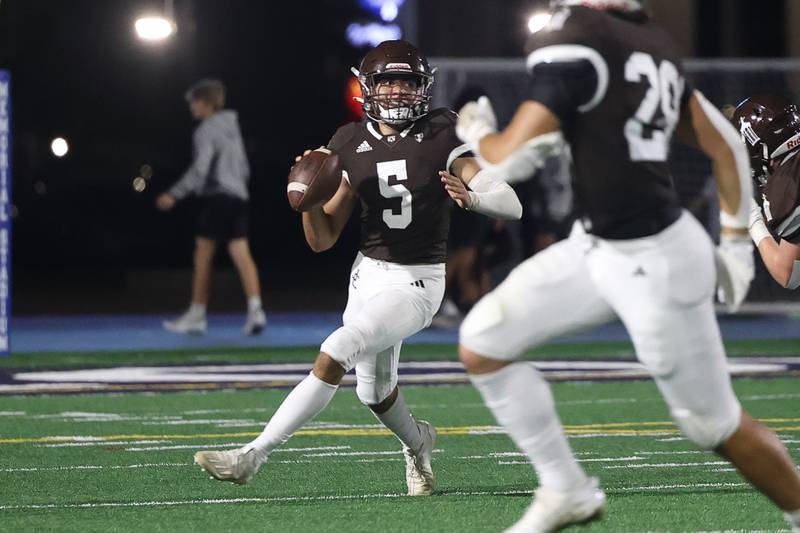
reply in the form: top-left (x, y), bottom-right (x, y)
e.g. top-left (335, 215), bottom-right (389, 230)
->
top-left (461, 211), bottom-right (741, 442)
top-left (321, 253), bottom-right (445, 405)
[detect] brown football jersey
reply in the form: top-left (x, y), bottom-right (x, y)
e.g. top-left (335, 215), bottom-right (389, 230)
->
top-left (525, 6), bottom-right (691, 239)
top-left (327, 109), bottom-right (469, 264)
top-left (761, 152), bottom-right (800, 244)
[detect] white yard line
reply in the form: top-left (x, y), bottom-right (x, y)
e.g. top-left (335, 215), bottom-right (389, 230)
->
top-left (39, 440), bottom-right (170, 448)
top-left (302, 449), bottom-right (444, 458)
top-left (0, 482), bottom-right (755, 511)
top-left (0, 463), bottom-right (189, 473)
top-left (604, 461), bottom-right (729, 469)
top-left (124, 444), bottom-right (351, 452)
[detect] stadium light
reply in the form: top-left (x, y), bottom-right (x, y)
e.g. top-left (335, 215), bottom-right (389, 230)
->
top-left (134, 0), bottom-right (176, 42)
top-left (346, 22), bottom-right (402, 48)
top-left (135, 16), bottom-right (175, 41)
top-left (50, 137), bottom-right (69, 158)
top-left (528, 12), bottom-right (552, 34)
top-left (380, 2), bottom-right (399, 22)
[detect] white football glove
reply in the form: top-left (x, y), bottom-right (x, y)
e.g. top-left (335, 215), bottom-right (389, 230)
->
top-left (747, 198), bottom-right (771, 246)
top-left (714, 233), bottom-right (755, 313)
top-left (456, 96), bottom-right (498, 151)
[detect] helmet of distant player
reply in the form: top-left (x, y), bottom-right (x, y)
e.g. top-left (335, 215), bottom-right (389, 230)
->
top-left (732, 94), bottom-right (800, 187)
top-left (549, 0), bottom-right (646, 13)
top-left (352, 40), bottom-right (435, 126)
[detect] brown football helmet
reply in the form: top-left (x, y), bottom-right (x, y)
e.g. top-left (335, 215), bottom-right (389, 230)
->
top-left (732, 94), bottom-right (800, 186)
top-left (352, 40), bottom-right (434, 126)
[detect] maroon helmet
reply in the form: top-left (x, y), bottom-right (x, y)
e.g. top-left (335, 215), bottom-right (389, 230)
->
top-left (352, 40), bottom-right (434, 126)
top-left (732, 94), bottom-right (800, 187)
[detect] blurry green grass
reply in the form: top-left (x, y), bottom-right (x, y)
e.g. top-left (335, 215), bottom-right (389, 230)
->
top-left (0, 377), bottom-right (798, 531)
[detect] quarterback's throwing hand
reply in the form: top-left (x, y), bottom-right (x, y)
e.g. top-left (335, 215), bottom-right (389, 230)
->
top-left (440, 170), bottom-right (473, 210)
top-left (456, 96), bottom-right (498, 150)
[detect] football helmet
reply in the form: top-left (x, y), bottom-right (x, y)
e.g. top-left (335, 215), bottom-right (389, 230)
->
top-left (732, 94), bottom-right (800, 186)
top-left (549, 0), bottom-right (646, 12)
top-left (352, 40), bottom-right (434, 126)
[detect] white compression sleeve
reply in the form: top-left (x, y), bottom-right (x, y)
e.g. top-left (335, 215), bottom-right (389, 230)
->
top-left (466, 170), bottom-right (523, 220)
top-left (695, 91), bottom-right (752, 229)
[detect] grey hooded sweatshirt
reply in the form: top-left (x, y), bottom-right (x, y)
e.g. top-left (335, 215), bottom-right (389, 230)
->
top-left (169, 110), bottom-right (250, 201)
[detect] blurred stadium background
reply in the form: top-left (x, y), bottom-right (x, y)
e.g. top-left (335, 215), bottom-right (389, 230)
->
top-left (3, 0), bottom-right (800, 321)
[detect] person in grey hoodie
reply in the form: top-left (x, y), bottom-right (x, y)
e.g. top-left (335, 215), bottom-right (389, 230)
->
top-left (156, 79), bottom-right (266, 335)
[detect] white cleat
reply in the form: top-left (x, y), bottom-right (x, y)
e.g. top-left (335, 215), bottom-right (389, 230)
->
top-left (163, 311), bottom-right (207, 335)
top-left (193, 448), bottom-right (263, 485)
top-left (403, 420), bottom-right (437, 496)
top-left (242, 309), bottom-right (267, 335)
top-left (504, 477), bottom-right (606, 533)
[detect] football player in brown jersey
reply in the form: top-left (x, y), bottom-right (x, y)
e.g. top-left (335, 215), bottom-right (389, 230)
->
top-left (455, 1), bottom-right (800, 532)
top-left (733, 95), bottom-right (800, 290)
top-left (194, 41), bottom-right (522, 496)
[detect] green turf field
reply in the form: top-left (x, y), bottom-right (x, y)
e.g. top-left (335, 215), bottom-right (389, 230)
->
top-left (1, 370), bottom-right (798, 532)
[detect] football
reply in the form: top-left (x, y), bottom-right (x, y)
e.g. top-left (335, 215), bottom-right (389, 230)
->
top-left (287, 148), bottom-right (342, 212)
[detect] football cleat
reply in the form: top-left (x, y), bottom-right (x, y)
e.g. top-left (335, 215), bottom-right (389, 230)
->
top-left (163, 311), bottom-right (206, 335)
top-left (193, 447), bottom-right (263, 485)
top-left (504, 477), bottom-right (606, 533)
top-left (242, 309), bottom-right (267, 335)
top-left (403, 420), bottom-right (437, 496)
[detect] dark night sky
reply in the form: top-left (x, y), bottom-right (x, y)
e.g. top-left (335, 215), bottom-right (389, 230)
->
top-left (0, 0), bottom-right (790, 313)
top-left (6, 1), bottom-right (359, 263)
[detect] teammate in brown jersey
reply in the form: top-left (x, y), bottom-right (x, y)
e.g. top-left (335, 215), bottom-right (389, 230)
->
top-left (733, 95), bottom-right (800, 289)
top-left (193, 41), bottom-right (522, 495)
top-left (455, 1), bottom-right (800, 532)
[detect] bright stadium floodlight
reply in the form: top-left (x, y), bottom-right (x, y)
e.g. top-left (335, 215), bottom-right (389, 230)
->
top-left (50, 137), bottom-right (69, 158)
top-left (528, 12), bottom-right (552, 34)
top-left (135, 16), bottom-right (175, 41)
top-left (134, 0), bottom-right (176, 42)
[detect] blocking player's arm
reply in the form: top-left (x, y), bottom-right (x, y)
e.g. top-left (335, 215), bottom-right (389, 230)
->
top-left (302, 176), bottom-right (358, 253)
top-left (675, 91), bottom-right (752, 233)
top-left (757, 239), bottom-right (800, 289)
top-left (677, 90), bottom-right (755, 310)
top-left (479, 101), bottom-right (561, 165)
top-left (442, 157), bottom-right (522, 220)
top-left (457, 54), bottom-right (595, 181)
top-left (749, 200), bottom-right (800, 289)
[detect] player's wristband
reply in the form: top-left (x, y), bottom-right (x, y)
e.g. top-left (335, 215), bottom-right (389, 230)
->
top-left (720, 211), bottom-right (748, 230)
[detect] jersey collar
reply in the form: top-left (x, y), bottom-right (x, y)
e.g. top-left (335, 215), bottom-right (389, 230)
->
top-left (366, 120), bottom-right (416, 146)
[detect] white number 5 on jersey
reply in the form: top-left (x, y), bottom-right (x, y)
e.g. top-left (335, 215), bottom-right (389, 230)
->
top-left (377, 159), bottom-right (413, 229)
top-left (624, 52), bottom-right (684, 162)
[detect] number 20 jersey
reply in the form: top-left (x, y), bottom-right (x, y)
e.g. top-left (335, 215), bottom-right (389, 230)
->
top-left (526, 6), bottom-right (691, 239)
top-left (326, 109), bottom-right (467, 265)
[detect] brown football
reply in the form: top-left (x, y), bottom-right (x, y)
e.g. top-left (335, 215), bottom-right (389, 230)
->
top-left (287, 148), bottom-right (342, 212)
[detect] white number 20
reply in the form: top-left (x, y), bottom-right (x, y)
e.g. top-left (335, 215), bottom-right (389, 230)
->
top-left (624, 52), bottom-right (683, 162)
top-left (377, 159), bottom-right (412, 229)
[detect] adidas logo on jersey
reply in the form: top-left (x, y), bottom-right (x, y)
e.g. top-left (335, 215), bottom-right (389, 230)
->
top-left (356, 140), bottom-right (373, 153)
